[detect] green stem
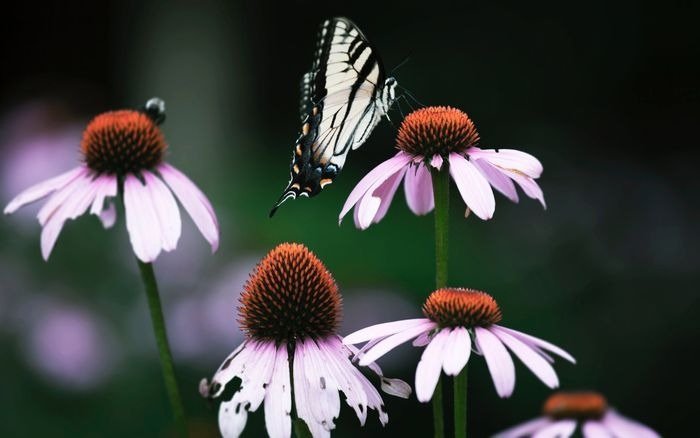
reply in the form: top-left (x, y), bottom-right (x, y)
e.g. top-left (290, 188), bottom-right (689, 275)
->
top-left (454, 368), bottom-right (468, 438)
top-left (431, 165), bottom-right (450, 438)
top-left (432, 166), bottom-right (449, 289)
top-left (137, 260), bottom-right (187, 437)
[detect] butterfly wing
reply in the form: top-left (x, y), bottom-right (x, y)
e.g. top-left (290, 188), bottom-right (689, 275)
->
top-left (271, 17), bottom-right (387, 216)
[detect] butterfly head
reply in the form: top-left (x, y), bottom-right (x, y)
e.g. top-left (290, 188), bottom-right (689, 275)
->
top-left (380, 77), bottom-right (398, 114)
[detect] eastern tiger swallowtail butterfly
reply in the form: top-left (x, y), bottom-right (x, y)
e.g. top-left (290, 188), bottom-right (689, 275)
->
top-left (270, 17), bottom-right (398, 216)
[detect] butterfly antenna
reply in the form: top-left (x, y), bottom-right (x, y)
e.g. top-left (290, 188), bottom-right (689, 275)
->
top-left (400, 94), bottom-right (416, 112)
top-left (390, 53), bottom-right (413, 76)
top-left (394, 94), bottom-right (407, 120)
top-left (400, 86), bottom-right (426, 108)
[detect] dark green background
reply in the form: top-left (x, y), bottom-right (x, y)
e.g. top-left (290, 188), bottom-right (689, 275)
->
top-left (1, 0), bottom-right (697, 436)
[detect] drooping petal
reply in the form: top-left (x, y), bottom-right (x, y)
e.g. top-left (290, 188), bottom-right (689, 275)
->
top-left (531, 419), bottom-right (577, 438)
top-left (404, 163), bottom-right (435, 215)
top-left (343, 341), bottom-right (412, 399)
top-left (316, 338), bottom-right (368, 425)
top-left (430, 154), bottom-right (443, 170)
top-left (98, 202), bottom-right (117, 229)
top-left (210, 342), bottom-right (252, 397)
top-left (490, 326), bottom-right (559, 389)
top-left (89, 174), bottom-right (118, 216)
top-left (40, 173), bottom-right (101, 260)
top-left (353, 166), bottom-right (407, 229)
top-left (218, 341), bottom-right (277, 438)
top-left (448, 153), bottom-right (495, 220)
top-left (493, 417), bottom-right (552, 438)
top-left (343, 318), bottom-right (433, 345)
top-left (143, 171), bottom-right (182, 252)
top-left (475, 326), bottom-right (515, 398)
top-left (264, 345), bottom-right (292, 438)
top-left (359, 320), bottom-right (437, 365)
top-left (467, 147), bottom-right (543, 178)
top-left (158, 163), bottom-right (219, 252)
top-left (415, 328), bottom-right (450, 402)
top-left (413, 331), bottom-right (432, 347)
top-left (495, 326), bottom-right (576, 364)
top-left (339, 152), bottom-right (413, 223)
top-left (508, 172), bottom-right (546, 208)
top-left (441, 327), bottom-right (471, 376)
top-left (472, 159), bottom-right (519, 203)
top-left (306, 341), bottom-right (343, 429)
top-left (37, 169), bottom-right (92, 226)
top-left (582, 420), bottom-right (613, 438)
top-left (601, 410), bottom-right (660, 438)
top-left (124, 174), bottom-right (163, 262)
top-left (4, 166), bottom-right (85, 214)
top-left (371, 167), bottom-right (407, 224)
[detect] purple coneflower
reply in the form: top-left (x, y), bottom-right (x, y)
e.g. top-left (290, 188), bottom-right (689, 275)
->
top-left (340, 106), bottom-right (545, 229)
top-left (344, 287), bottom-right (574, 401)
top-left (3, 98), bottom-right (219, 262)
top-left (494, 391), bottom-right (660, 438)
top-left (200, 243), bottom-right (410, 438)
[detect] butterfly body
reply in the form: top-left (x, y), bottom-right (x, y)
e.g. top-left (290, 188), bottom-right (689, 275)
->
top-left (270, 17), bottom-right (397, 216)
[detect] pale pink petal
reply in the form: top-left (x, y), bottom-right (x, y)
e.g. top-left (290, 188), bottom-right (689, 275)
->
top-left (496, 326), bottom-right (576, 364)
top-left (532, 419), bottom-right (577, 438)
top-left (37, 169), bottom-right (92, 225)
top-left (493, 417), bottom-right (552, 438)
top-left (124, 174), bottom-right (163, 262)
top-left (353, 166), bottom-right (407, 229)
top-left (89, 174), bottom-right (118, 215)
top-left (601, 410), bottom-right (660, 438)
top-left (472, 159), bottom-right (519, 203)
top-left (415, 328), bottom-right (450, 402)
top-left (264, 345), bottom-right (291, 438)
top-left (218, 342), bottom-right (277, 438)
top-left (143, 172), bottom-right (182, 252)
top-left (475, 326), bottom-right (515, 398)
top-left (339, 152), bottom-right (412, 222)
top-left (98, 202), bottom-right (117, 229)
top-left (413, 331), bottom-right (432, 347)
top-left (158, 163), bottom-right (219, 252)
top-left (371, 167), bottom-right (407, 223)
top-left (508, 172), bottom-right (546, 208)
top-left (345, 340), bottom-right (411, 399)
top-left (430, 154), bottom-right (443, 170)
top-left (582, 421), bottom-right (613, 438)
top-left (441, 327), bottom-right (471, 376)
top-left (404, 163), bottom-right (435, 215)
top-left (292, 343), bottom-right (330, 437)
top-left (490, 326), bottom-right (559, 389)
top-left (40, 174), bottom-right (101, 260)
top-left (343, 318), bottom-right (432, 345)
top-left (4, 166), bottom-right (85, 214)
top-left (468, 147), bottom-right (543, 178)
top-left (359, 321), bottom-right (437, 365)
top-left (315, 338), bottom-right (369, 424)
top-left (448, 153), bottom-right (495, 220)
top-left (298, 340), bottom-right (340, 432)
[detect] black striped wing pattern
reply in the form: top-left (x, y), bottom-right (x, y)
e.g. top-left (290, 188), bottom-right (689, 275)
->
top-left (270, 17), bottom-right (391, 216)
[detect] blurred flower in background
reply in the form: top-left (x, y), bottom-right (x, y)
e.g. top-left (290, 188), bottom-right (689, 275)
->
top-left (493, 391), bottom-right (660, 438)
top-left (1, 100), bottom-right (82, 226)
top-left (17, 297), bottom-right (119, 391)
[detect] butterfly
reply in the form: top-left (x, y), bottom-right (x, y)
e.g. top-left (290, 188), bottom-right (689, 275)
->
top-left (270, 17), bottom-right (398, 216)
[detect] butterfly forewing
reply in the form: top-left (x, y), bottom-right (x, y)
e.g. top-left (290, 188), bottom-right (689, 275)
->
top-left (270, 17), bottom-right (392, 216)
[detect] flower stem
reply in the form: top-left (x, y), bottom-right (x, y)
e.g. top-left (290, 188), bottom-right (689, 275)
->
top-left (137, 260), bottom-right (187, 437)
top-left (431, 165), bottom-right (450, 438)
top-left (454, 368), bottom-right (468, 438)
